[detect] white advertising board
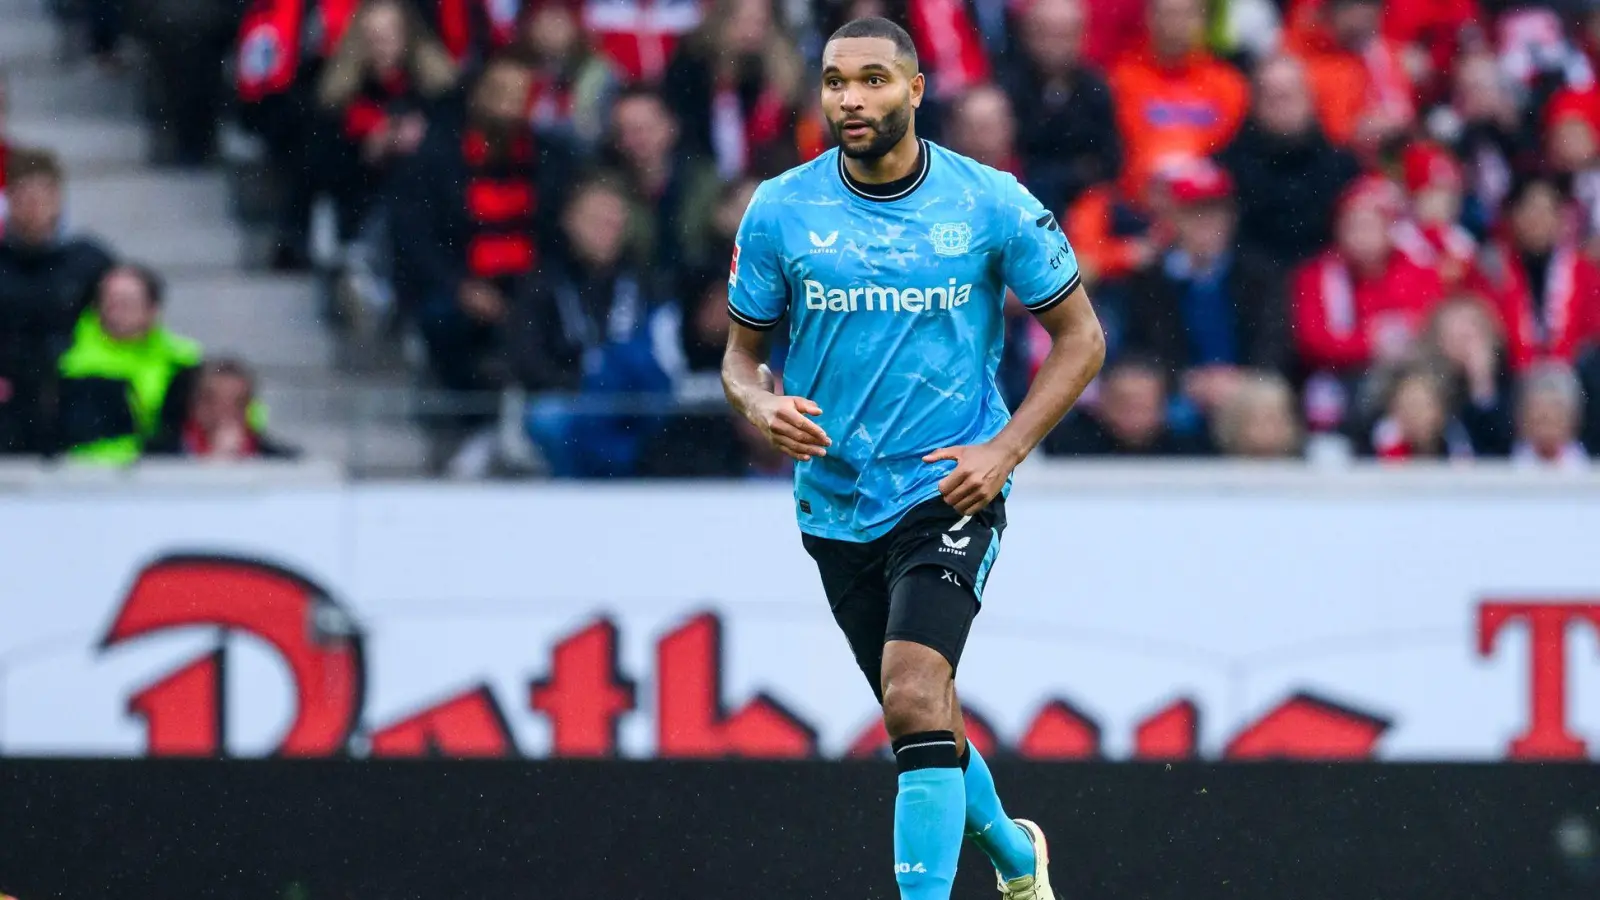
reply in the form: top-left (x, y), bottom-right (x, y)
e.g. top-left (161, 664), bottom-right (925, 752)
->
top-left (2, 465), bottom-right (1598, 761)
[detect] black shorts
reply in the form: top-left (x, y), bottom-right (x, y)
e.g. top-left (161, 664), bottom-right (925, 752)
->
top-left (801, 494), bottom-right (1007, 702)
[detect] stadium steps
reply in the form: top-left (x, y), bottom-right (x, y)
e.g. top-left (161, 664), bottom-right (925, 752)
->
top-left (1, 0), bottom-right (436, 473)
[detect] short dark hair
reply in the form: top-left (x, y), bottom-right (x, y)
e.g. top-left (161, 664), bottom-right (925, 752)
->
top-left (827, 16), bottom-right (918, 70)
top-left (106, 262), bottom-right (166, 308)
top-left (8, 147), bottom-right (63, 185)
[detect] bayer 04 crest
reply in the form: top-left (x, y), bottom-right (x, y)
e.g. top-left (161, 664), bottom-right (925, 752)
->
top-left (928, 222), bottom-right (973, 258)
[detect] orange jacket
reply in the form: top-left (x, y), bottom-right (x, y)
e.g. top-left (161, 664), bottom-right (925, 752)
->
top-left (1108, 50), bottom-right (1249, 196)
top-left (1065, 184), bottom-right (1160, 285)
top-left (1285, 2), bottom-right (1415, 147)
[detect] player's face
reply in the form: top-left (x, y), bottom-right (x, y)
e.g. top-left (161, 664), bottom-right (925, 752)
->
top-left (821, 37), bottom-right (923, 161)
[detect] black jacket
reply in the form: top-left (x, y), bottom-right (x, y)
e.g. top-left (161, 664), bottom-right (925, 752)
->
top-left (995, 59), bottom-right (1121, 214)
top-left (1217, 123), bottom-right (1360, 268)
top-left (1118, 249), bottom-right (1291, 376)
top-left (1044, 412), bottom-right (1213, 457)
top-left (0, 235), bottom-right (115, 453)
top-left (505, 260), bottom-right (665, 392)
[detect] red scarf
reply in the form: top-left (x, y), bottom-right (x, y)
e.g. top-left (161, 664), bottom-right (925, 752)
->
top-left (463, 129), bottom-right (539, 280)
top-left (182, 421), bottom-right (260, 458)
top-left (709, 78), bottom-right (789, 178)
top-left (527, 72), bottom-right (575, 131)
top-left (1489, 240), bottom-right (1584, 370)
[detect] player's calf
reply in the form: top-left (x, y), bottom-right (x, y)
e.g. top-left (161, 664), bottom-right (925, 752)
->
top-left (882, 640), bottom-right (964, 900)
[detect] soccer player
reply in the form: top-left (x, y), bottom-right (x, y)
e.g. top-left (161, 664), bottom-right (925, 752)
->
top-left (721, 15), bottom-right (1105, 900)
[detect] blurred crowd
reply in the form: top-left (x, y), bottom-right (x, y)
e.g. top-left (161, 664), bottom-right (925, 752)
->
top-left (0, 70), bottom-right (296, 463)
top-left (20, 0), bottom-right (1600, 474)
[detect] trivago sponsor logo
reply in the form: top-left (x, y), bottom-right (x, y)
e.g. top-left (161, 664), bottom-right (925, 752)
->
top-left (82, 555), bottom-right (1600, 761)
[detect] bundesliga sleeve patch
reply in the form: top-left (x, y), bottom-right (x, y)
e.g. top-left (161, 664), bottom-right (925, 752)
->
top-left (728, 243), bottom-right (741, 288)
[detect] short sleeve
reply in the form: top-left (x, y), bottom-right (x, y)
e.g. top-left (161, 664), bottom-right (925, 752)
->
top-left (998, 175), bottom-right (1082, 315)
top-left (727, 186), bottom-right (789, 331)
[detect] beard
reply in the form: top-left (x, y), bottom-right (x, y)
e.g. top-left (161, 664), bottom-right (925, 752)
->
top-left (830, 101), bottom-right (913, 161)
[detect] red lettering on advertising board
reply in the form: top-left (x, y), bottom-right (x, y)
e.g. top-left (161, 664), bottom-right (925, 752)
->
top-left (1134, 699), bottom-right (1198, 759)
top-left (655, 613), bottom-right (818, 758)
top-left (102, 556), bottom-right (364, 757)
top-left (1478, 601), bottom-right (1600, 759)
top-left (369, 686), bottom-right (514, 757)
top-left (1017, 699), bottom-right (1102, 759)
top-left (528, 619), bottom-right (636, 757)
top-left (127, 650), bottom-right (225, 756)
top-left (1224, 693), bottom-right (1389, 759)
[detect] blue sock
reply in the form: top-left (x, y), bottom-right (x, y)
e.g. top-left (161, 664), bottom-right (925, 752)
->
top-left (892, 731), bottom-right (966, 900)
top-left (961, 744), bottom-right (1036, 882)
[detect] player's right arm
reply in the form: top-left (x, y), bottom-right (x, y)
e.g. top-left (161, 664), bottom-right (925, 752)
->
top-left (720, 185), bottom-right (831, 462)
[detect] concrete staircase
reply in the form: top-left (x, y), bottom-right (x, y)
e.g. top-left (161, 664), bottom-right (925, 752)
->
top-left (1, 0), bottom-right (434, 473)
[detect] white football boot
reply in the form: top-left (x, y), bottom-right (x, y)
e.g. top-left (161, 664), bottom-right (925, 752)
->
top-left (995, 818), bottom-right (1055, 900)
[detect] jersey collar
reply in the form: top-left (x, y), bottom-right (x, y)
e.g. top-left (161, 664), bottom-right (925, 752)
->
top-left (838, 138), bottom-right (930, 202)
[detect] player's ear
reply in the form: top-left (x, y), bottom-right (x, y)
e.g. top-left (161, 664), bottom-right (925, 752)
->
top-left (909, 72), bottom-right (925, 108)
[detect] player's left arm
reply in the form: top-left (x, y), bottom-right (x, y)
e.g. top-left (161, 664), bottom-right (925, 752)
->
top-left (924, 182), bottom-right (1106, 515)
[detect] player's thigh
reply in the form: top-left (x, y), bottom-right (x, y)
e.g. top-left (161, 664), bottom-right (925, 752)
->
top-left (882, 495), bottom-right (1008, 672)
top-left (802, 533), bottom-right (893, 701)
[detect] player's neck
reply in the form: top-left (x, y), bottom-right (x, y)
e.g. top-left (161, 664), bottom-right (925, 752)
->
top-left (842, 132), bottom-right (922, 185)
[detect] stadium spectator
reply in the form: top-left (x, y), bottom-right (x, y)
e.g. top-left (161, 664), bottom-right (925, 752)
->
top-left (1446, 49), bottom-right (1525, 233)
top-left (1291, 176), bottom-right (1445, 380)
top-left (55, 265), bottom-right (200, 464)
top-left (510, 0), bottom-right (625, 152)
top-left (1064, 172), bottom-right (1170, 291)
top-left (1118, 159), bottom-right (1291, 423)
top-left (660, 0), bottom-right (804, 179)
top-left (389, 55), bottom-right (575, 396)
top-left (1481, 173), bottom-right (1600, 371)
top-left (1284, 0), bottom-right (1415, 154)
top-left (0, 149), bottom-right (114, 455)
top-left (1393, 140), bottom-right (1485, 290)
top-left (1510, 360), bottom-right (1590, 467)
top-left (1361, 358), bottom-right (1476, 461)
top-left (603, 87), bottom-right (723, 284)
top-left (1081, 0), bottom-right (1147, 72)
top-left (1044, 354), bottom-right (1212, 456)
top-left (1108, 0), bottom-right (1249, 198)
top-left (992, 0), bottom-right (1120, 213)
top-left (1219, 54), bottom-right (1360, 269)
top-left (1211, 372), bottom-right (1304, 457)
top-left (126, 0), bottom-right (237, 165)
top-left (639, 264), bottom-right (792, 478)
top-left (1542, 87), bottom-right (1600, 245)
top-left (509, 176), bottom-right (671, 477)
top-left (677, 175), bottom-right (758, 287)
top-left (313, 0), bottom-right (458, 244)
top-left (1421, 293), bottom-right (1514, 454)
top-left (147, 359), bottom-right (299, 461)
top-left (0, 71), bottom-right (8, 232)
top-left (944, 84), bottom-right (1020, 176)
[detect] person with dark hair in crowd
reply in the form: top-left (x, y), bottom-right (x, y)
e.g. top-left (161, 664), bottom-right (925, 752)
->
top-left (1420, 293), bottom-right (1515, 455)
top-left (509, 0), bottom-right (624, 152)
top-left (56, 265), bottom-right (201, 464)
top-left (1045, 355), bottom-right (1212, 456)
top-left (1218, 54), bottom-right (1360, 269)
top-left (638, 263), bottom-right (792, 478)
top-left (124, 0), bottom-right (237, 165)
top-left (313, 0), bottom-right (459, 243)
top-left (508, 175), bottom-right (671, 477)
top-left (148, 358), bottom-right (299, 461)
top-left (1119, 160), bottom-right (1290, 428)
top-left (675, 174), bottom-right (758, 283)
top-left (993, 0), bottom-right (1120, 215)
top-left (603, 86), bottom-right (723, 281)
top-left (0, 148), bottom-right (114, 454)
top-left (1359, 358), bottom-right (1476, 461)
top-left (943, 84), bottom-right (1021, 177)
top-left (390, 54), bottom-right (576, 398)
top-left (1282, 0), bottom-right (1414, 155)
top-left (1481, 172), bottom-right (1600, 372)
top-left (660, 0), bottom-right (804, 179)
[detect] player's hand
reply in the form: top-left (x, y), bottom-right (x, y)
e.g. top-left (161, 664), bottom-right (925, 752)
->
top-left (752, 393), bottom-right (831, 462)
top-left (923, 441), bottom-right (1022, 516)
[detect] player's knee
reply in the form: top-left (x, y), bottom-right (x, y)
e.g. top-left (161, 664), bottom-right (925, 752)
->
top-left (881, 668), bottom-right (950, 738)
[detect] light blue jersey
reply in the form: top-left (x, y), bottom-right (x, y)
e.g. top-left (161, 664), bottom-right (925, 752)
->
top-left (728, 139), bottom-right (1082, 542)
